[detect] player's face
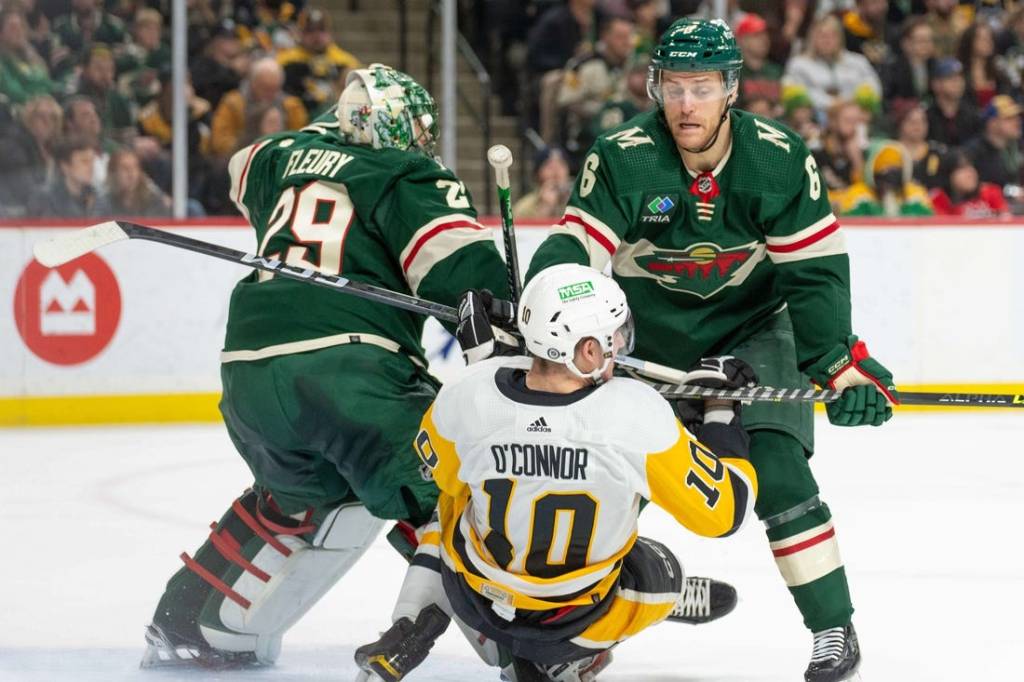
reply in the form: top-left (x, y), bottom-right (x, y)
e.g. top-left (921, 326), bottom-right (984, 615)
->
top-left (661, 71), bottom-right (731, 152)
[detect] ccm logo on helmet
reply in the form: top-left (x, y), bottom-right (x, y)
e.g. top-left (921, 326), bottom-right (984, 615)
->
top-left (669, 51), bottom-right (698, 57)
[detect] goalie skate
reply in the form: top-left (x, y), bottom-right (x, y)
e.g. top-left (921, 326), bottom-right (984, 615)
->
top-left (666, 576), bottom-right (737, 624)
top-left (139, 623), bottom-right (261, 670)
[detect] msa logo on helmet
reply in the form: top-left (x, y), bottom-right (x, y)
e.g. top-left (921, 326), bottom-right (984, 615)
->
top-left (557, 281), bottom-right (594, 302)
top-left (631, 241), bottom-right (760, 299)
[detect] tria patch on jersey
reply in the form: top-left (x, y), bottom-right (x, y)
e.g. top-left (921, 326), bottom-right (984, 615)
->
top-left (641, 194), bottom-right (678, 224)
top-left (613, 239), bottom-right (766, 299)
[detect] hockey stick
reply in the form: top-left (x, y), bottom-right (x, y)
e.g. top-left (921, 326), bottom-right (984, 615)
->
top-left (33, 222), bottom-right (1024, 408)
top-left (33, 221), bottom-right (462, 323)
top-left (487, 144), bottom-right (522, 309)
top-left (648, 382), bottom-right (1024, 408)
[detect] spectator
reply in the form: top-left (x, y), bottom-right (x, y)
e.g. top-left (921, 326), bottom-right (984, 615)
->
top-left (883, 15), bottom-right (936, 105)
top-left (115, 8), bottom-right (171, 109)
top-left (512, 146), bottom-right (572, 219)
top-left (96, 147), bottom-right (171, 217)
top-left (735, 13), bottom-right (783, 113)
top-left (628, 0), bottom-right (669, 57)
top-left (51, 0), bottom-right (126, 77)
top-left (892, 101), bottom-right (949, 190)
top-left (556, 14), bottom-right (634, 164)
top-left (234, 0), bottom-right (301, 53)
top-left (278, 8), bottom-right (361, 117)
top-left (925, 57), bottom-right (981, 147)
top-left (589, 61), bottom-right (652, 138)
top-left (929, 150), bottom-right (1009, 217)
top-left (999, 8), bottom-right (1024, 89)
top-left (75, 45), bottom-right (135, 140)
top-left (924, 0), bottom-right (970, 58)
top-left (737, 0), bottom-right (816, 67)
top-left (783, 14), bottom-right (882, 118)
top-left (836, 139), bottom-right (934, 216)
top-left (814, 99), bottom-right (867, 194)
top-left (527, 0), bottom-right (599, 76)
top-left (26, 135), bottom-right (100, 217)
top-left (781, 83), bottom-right (822, 148)
top-left (191, 21), bottom-right (248, 110)
top-left (0, 94), bottom-right (62, 216)
top-left (842, 0), bottom-right (895, 69)
top-left (956, 21), bottom-right (1011, 109)
top-left (210, 57), bottom-right (308, 157)
top-left (136, 73), bottom-right (214, 207)
top-left (23, 2), bottom-right (68, 74)
top-left (965, 95), bottom-right (1022, 188)
top-left (64, 95), bottom-right (117, 191)
top-left (0, 7), bottom-right (57, 106)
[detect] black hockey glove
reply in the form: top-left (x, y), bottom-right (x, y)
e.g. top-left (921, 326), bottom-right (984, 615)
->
top-left (455, 289), bottom-right (519, 365)
top-left (671, 355), bottom-right (759, 434)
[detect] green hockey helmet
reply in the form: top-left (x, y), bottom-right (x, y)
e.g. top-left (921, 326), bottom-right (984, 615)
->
top-left (647, 18), bottom-right (743, 106)
top-left (336, 63), bottom-right (439, 156)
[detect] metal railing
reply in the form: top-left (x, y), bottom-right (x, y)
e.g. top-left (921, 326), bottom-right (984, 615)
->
top-left (425, 1), bottom-right (493, 213)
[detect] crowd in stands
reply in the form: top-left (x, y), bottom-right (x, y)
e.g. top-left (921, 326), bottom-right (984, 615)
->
top-left (2, 0), bottom-right (1022, 220)
top-left (496, 0), bottom-right (1024, 218)
top-left (0, 0), bottom-right (360, 218)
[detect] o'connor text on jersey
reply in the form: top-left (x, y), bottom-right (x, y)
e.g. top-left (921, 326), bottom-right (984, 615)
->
top-left (490, 443), bottom-right (589, 480)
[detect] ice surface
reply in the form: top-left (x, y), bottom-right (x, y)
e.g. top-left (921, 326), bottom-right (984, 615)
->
top-left (1, 414), bottom-right (1022, 681)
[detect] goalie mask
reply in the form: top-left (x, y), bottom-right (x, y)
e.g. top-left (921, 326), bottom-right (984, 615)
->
top-left (336, 64), bottom-right (439, 157)
top-left (518, 264), bottom-right (634, 384)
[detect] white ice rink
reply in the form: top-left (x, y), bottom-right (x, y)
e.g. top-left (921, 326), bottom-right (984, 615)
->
top-left (1, 413), bottom-right (1022, 682)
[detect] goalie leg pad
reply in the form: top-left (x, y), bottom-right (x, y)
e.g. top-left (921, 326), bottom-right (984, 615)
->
top-left (149, 490), bottom-right (383, 666)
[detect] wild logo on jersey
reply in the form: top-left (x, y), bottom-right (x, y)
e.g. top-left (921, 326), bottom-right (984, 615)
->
top-left (620, 239), bottom-right (763, 299)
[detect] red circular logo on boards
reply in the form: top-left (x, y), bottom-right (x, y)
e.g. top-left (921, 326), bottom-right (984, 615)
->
top-left (14, 253), bottom-right (121, 365)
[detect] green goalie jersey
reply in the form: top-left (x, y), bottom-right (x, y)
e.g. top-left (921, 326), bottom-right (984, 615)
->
top-left (527, 108), bottom-right (851, 370)
top-left (224, 125), bottom-right (509, 363)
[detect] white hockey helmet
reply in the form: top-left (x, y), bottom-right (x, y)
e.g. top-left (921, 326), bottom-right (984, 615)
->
top-left (336, 63), bottom-right (438, 156)
top-left (518, 264), bottom-right (634, 383)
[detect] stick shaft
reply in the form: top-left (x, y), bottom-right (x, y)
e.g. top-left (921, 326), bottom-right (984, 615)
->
top-left (118, 222), bottom-right (460, 322)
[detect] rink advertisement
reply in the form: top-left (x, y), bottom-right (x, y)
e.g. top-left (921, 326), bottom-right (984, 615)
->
top-left (2, 217), bottom-right (1023, 425)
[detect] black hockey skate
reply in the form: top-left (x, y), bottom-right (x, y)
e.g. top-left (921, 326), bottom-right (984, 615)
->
top-left (666, 576), bottom-right (737, 624)
top-left (804, 623), bottom-right (861, 682)
top-left (354, 604), bottom-right (451, 681)
top-left (140, 623), bottom-right (262, 670)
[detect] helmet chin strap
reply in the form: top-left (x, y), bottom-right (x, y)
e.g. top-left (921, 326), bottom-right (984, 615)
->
top-left (680, 93), bottom-right (734, 155)
top-left (565, 354), bottom-right (614, 386)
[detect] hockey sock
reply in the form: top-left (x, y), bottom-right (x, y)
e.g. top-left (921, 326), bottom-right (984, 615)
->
top-left (751, 430), bottom-right (854, 632)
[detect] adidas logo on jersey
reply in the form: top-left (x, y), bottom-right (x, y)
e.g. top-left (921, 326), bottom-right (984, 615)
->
top-left (526, 417), bottom-right (552, 433)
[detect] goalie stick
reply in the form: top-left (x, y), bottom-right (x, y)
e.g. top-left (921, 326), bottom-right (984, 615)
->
top-left (32, 221), bottom-right (1024, 409)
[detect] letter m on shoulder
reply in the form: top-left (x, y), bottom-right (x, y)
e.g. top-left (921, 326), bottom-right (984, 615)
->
top-left (753, 119), bottom-right (791, 153)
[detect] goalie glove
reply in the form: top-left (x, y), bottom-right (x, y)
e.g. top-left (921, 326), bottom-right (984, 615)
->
top-left (805, 335), bottom-right (900, 427)
top-left (455, 289), bottom-right (518, 365)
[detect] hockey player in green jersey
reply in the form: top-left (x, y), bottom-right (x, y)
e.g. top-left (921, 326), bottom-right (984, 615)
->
top-left (465, 19), bottom-right (899, 682)
top-left (141, 64), bottom-right (510, 669)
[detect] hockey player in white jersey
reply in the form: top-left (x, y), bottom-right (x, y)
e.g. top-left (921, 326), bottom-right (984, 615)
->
top-left (354, 264), bottom-right (758, 681)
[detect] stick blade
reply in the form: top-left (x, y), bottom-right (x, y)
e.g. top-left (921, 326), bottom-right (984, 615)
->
top-left (33, 221), bottom-right (128, 267)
